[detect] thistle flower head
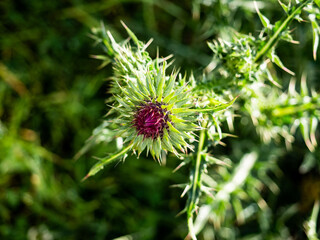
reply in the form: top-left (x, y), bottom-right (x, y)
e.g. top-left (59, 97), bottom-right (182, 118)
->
top-left (113, 61), bottom-right (197, 161)
top-left (88, 22), bottom-right (236, 163)
top-left (133, 100), bottom-right (170, 139)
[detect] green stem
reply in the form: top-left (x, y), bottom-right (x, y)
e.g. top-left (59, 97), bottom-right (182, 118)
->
top-left (191, 122), bottom-right (206, 205)
top-left (188, 217), bottom-right (197, 240)
top-left (254, 0), bottom-right (313, 63)
top-left (187, 121), bottom-right (207, 240)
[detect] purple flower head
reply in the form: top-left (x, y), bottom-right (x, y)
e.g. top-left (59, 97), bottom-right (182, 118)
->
top-left (133, 101), bottom-right (170, 139)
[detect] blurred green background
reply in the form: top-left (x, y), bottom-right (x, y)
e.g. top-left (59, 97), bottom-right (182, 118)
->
top-left (0, 0), bottom-right (319, 239)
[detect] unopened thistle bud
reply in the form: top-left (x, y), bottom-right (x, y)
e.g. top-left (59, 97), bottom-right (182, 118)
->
top-left (113, 61), bottom-right (197, 161)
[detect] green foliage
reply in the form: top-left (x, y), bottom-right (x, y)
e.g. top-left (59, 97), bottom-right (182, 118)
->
top-left (82, 26), bottom-right (237, 181)
top-left (1, 0), bottom-right (320, 239)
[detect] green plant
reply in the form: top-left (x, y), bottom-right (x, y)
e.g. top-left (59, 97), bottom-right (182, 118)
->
top-left (80, 0), bottom-right (320, 239)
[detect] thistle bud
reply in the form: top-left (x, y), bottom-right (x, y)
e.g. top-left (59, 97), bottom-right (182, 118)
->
top-left (113, 62), bottom-right (196, 161)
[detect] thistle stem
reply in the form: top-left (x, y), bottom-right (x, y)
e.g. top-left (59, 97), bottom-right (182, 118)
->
top-left (192, 122), bottom-right (206, 204)
top-left (187, 120), bottom-right (207, 240)
top-left (254, 0), bottom-right (313, 63)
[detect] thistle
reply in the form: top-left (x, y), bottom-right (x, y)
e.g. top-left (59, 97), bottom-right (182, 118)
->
top-left (82, 24), bottom-right (196, 180)
top-left (113, 60), bottom-right (197, 161)
top-left (83, 22), bottom-right (235, 180)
